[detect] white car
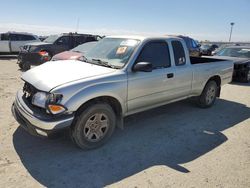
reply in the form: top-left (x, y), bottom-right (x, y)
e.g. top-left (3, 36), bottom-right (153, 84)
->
top-left (0, 32), bottom-right (40, 54)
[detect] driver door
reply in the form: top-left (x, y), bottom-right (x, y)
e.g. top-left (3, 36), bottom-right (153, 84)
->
top-left (127, 40), bottom-right (176, 113)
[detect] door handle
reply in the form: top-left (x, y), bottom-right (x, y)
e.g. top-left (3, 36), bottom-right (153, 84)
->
top-left (167, 73), bottom-right (174, 78)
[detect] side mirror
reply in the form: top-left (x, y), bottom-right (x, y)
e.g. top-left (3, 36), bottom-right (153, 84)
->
top-left (133, 62), bottom-right (153, 72)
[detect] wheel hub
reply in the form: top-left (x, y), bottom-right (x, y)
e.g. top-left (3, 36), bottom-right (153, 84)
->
top-left (206, 85), bottom-right (216, 104)
top-left (84, 113), bottom-right (109, 142)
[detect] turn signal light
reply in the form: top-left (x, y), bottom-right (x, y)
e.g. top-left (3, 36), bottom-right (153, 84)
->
top-left (48, 104), bottom-right (66, 114)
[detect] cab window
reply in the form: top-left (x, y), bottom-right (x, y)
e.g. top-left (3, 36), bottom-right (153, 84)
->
top-left (0, 33), bottom-right (9, 40)
top-left (136, 41), bottom-right (171, 69)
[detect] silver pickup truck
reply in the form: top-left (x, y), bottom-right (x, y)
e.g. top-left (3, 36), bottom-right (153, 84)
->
top-left (12, 35), bottom-right (233, 149)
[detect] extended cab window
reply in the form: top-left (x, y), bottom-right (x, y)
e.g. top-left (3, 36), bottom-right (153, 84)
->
top-left (172, 41), bottom-right (186, 66)
top-left (136, 41), bottom-right (171, 69)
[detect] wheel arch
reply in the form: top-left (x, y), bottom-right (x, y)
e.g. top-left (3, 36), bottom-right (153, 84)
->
top-left (206, 75), bottom-right (221, 97)
top-left (74, 96), bottom-right (124, 129)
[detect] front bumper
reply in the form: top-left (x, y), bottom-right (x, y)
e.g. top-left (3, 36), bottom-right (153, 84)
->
top-left (11, 90), bottom-right (74, 137)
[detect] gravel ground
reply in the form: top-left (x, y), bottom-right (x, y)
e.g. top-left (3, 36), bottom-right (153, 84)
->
top-left (0, 58), bottom-right (250, 188)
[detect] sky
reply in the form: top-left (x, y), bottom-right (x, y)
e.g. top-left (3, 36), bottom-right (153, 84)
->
top-left (0, 0), bottom-right (249, 42)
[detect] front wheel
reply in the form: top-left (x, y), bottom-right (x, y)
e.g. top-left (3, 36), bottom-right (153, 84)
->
top-left (197, 80), bottom-right (218, 108)
top-left (70, 103), bottom-right (116, 149)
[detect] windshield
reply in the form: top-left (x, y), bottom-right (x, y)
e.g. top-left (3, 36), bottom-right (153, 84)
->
top-left (43, 35), bottom-right (60, 43)
top-left (71, 41), bottom-right (97, 53)
top-left (216, 47), bottom-right (250, 58)
top-left (84, 38), bottom-right (140, 68)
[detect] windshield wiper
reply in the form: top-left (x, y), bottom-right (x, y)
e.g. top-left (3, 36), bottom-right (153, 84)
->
top-left (91, 58), bottom-right (120, 69)
top-left (77, 55), bottom-right (88, 62)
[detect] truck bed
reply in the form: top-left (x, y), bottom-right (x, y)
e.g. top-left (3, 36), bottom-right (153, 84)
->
top-left (190, 56), bottom-right (226, 64)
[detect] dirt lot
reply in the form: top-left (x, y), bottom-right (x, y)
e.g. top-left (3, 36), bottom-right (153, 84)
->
top-left (0, 58), bottom-right (250, 188)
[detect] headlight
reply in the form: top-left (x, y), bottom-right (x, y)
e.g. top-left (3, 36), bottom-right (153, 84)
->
top-left (47, 93), bottom-right (63, 104)
top-left (32, 92), bottom-right (47, 108)
top-left (47, 93), bottom-right (66, 115)
top-left (32, 92), bottom-right (66, 115)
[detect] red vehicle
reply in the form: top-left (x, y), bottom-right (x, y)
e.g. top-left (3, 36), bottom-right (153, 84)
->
top-left (51, 41), bottom-right (97, 61)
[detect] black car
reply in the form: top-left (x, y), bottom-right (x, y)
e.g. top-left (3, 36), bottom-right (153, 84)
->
top-left (200, 44), bottom-right (218, 56)
top-left (18, 33), bottom-right (101, 70)
top-left (176, 35), bottom-right (201, 57)
top-left (213, 46), bottom-right (250, 82)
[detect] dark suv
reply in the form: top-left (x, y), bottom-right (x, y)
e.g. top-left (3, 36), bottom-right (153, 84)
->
top-left (18, 33), bottom-right (101, 70)
top-left (176, 35), bottom-right (201, 57)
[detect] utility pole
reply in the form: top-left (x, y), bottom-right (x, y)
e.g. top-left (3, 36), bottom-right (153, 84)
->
top-left (229, 22), bottom-right (235, 42)
top-left (75, 17), bottom-right (80, 33)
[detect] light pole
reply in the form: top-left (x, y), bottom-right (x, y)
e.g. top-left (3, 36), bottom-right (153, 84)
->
top-left (229, 22), bottom-right (235, 42)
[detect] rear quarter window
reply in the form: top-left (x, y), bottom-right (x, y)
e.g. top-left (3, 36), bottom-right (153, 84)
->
top-left (171, 41), bottom-right (186, 66)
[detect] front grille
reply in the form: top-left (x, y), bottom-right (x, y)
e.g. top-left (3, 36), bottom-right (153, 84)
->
top-left (22, 82), bottom-right (50, 116)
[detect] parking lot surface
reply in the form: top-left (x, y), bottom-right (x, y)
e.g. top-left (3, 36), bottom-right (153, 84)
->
top-left (0, 59), bottom-right (250, 188)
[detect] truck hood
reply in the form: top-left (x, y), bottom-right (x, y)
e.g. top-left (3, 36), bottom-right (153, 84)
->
top-left (22, 60), bottom-right (116, 92)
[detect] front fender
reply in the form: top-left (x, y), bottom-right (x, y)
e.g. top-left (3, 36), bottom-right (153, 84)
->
top-left (64, 80), bottom-right (127, 115)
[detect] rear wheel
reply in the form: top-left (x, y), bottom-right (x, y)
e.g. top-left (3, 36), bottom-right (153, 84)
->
top-left (197, 80), bottom-right (218, 108)
top-left (71, 103), bottom-right (116, 149)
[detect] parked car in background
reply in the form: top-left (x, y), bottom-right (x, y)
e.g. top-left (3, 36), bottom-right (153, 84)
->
top-left (17, 33), bottom-right (101, 70)
top-left (0, 32), bottom-right (40, 54)
top-left (212, 46), bottom-right (250, 82)
top-left (12, 35), bottom-right (233, 149)
top-left (51, 41), bottom-right (97, 61)
top-left (175, 35), bottom-right (201, 57)
top-left (200, 44), bottom-right (218, 56)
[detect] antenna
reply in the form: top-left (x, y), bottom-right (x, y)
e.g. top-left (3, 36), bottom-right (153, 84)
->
top-left (75, 17), bottom-right (80, 33)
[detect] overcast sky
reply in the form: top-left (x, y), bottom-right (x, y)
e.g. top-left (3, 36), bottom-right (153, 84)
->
top-left (0, 0), bottom-right (249, 42)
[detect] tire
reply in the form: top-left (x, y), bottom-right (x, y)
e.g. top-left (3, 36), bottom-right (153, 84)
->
top-left (197, 80), bottom-right (218, 108)
top-left (71, 103), bottom-right (116, 149)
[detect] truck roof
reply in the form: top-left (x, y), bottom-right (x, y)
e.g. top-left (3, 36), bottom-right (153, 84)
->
top-left (1, 31), bottom-right (36, 36)
top-left (61, 33), bottom-right (100, 37)
top-left (105, 35), bottom-right (182, 41)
